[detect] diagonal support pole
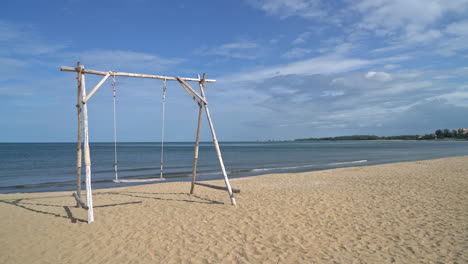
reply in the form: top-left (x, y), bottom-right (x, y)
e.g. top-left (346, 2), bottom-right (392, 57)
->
top-left (82, 72), bottom-right (111, 103)
top-left (191, 104), bottom-right (203, 194)
top-left (198, 73), bottom-right (236, 205)
top-left (177, 77), bottom-right (207, 105)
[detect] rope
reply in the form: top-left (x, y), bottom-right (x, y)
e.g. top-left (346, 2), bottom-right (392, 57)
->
top-left (112, 73), bottom-right (118, 182)
top-left (160, 78), bottom-right (166, 179)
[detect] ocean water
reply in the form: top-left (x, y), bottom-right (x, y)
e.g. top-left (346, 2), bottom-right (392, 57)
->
top-left (0, 141), bottom-right (467, 193)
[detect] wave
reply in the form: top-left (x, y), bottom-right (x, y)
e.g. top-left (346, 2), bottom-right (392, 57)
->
top-left (250, 160), bottom-right (368, 173)
top-left (0, 160), bottom-right (368, 192)
top-left (327, 160), bottom-right (368, 166)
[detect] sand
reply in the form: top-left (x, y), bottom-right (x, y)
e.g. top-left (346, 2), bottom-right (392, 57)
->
top-left (0, 157), bottom-right (467, 263)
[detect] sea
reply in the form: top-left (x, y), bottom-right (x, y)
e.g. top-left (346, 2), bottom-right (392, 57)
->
top-left (0, 141), bottom-right (467, 194)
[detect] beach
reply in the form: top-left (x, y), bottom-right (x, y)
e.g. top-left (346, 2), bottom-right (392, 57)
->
top-left (1, 156), bottom-right (467, 263)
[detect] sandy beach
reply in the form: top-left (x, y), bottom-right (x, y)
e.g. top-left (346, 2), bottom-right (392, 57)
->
top-left (0, 156), bottom-right (467, 263)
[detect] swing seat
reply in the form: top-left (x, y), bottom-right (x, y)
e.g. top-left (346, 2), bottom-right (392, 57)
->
top-left (113, 178), bottom-right (165, 183)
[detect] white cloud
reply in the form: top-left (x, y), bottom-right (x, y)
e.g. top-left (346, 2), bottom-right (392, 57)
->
top-left (0, 20), bottom-right (66, 56)
top-left (355, 0), bottom-right (468, 56)
top-left (219, 40), bottom-right (258, 50)
top-left (281, 47), bottom-right (312, 59)
top-left (197, 39), bottom-right (263, 59)
top-left (384, 64), bottom-right (400, 70)
top-left (435, 91), bottom-right (468, 107)
top-left (436, 35), bottom-right (468, 56)
top-left (66, 50), bottom-right (185, 72)
top-left (0, 21), bottom-right (24, 41)
top-left (405, 29), bottom-right (442, 43)
top-left (365, 71), bottom-right (392, 81)
top-left (292, 32), bottom-right (311, 44)
top-left (0, 57), bottom-right (29, 82)
top-left (221, 50), bottom-right (409, 83)
top-left (225, 55), bottom-right (371, 82)
top-left (355, 0), bottom-right (467, 34)
top-left (247, 0), bottom-right (325, 19)
top-left (432, 19), bottom-right (468, 56)
top-left (378, 81), bottom-right (433, 95)
top-left (321, 90), bottom-right (345, 97)
top-left (214, 60), bottom-right (468, 139)
top-left (446, 19), bottom-right (468, 36)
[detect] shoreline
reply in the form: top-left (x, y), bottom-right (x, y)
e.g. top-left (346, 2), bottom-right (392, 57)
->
top-left (2, 154), bottom-right (468, 195)
top-left (1, 156), bottom-right (467, 263)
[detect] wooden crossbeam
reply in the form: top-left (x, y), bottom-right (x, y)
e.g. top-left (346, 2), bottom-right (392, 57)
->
top-left (60, 66), bottom-right (216, 83)
top-left (194, 182), bottom-right (240, 193)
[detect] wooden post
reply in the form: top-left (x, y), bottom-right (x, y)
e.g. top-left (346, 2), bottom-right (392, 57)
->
top-left (199, 74), bottom-right (236, 206)
top-left (76, 62), bottom-right (82, 208)
top-left (80, 69), bottom-right (94, 223)
top-left (190, 104), bottom-right (203, 194)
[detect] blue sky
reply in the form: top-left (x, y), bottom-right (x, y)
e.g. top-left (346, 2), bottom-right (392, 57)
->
top-left (1, 0), bottom-right (467, 142)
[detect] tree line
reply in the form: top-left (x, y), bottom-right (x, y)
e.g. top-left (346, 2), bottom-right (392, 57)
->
top-left (434, 128), bottom-right (468, 139)
top-left (295, 128), bottom-right (468, 141)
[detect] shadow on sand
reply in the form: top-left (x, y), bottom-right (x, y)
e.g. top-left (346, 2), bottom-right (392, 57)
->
top-left (0, 191), bottom-right (223, 223)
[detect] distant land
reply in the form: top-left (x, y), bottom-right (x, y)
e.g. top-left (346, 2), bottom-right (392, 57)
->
top-left (295, 128), bottom-right (468, 141)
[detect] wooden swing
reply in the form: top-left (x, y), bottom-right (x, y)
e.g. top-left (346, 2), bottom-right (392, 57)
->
top-left (112, 75), bottom-right (166, 183)
top-left (62, 62), bottom-right (239, 223)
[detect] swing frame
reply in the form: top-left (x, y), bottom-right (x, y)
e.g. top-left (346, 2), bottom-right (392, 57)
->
top-left (62, 62), bottom-right (238, 224)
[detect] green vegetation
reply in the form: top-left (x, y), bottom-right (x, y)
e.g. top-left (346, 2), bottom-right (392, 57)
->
top-left (434, 128), bottom-right (468, 139)
top-left (295, 128), bottom-right (468, 141)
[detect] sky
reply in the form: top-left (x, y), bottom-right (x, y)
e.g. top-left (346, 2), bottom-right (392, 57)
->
top-left (1, 0), bottom-right (467, 142)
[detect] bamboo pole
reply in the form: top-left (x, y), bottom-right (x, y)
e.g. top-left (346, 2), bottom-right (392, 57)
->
top-left (176, 77), bottom-right (208, 105)
top-left (80, 71), bottom-right (94, 223)
top-left (190, 104), bottom-right (203, 194)
top-left (61, 66), bottom-right (216, 83)
top-left (73, 193), bottom-right (88, 209)
top-left (199, 73), bottom-right (236, 206)
top-left (112, 75), bottom-right (118, 182)
top-left (82, 72), bottom-right (111, 103)
top-left (76, 62), bottom-right (82, 208)
top-left (176, 79), bottom-right (201, 106)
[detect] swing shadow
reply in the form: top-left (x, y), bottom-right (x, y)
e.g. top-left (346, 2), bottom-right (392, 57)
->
top-left (97, 191), bottom-right (224, 205)
top-left (0, 190), bottom-right (224, 224)
top-left (0, 196), bottom-right (143, 224)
